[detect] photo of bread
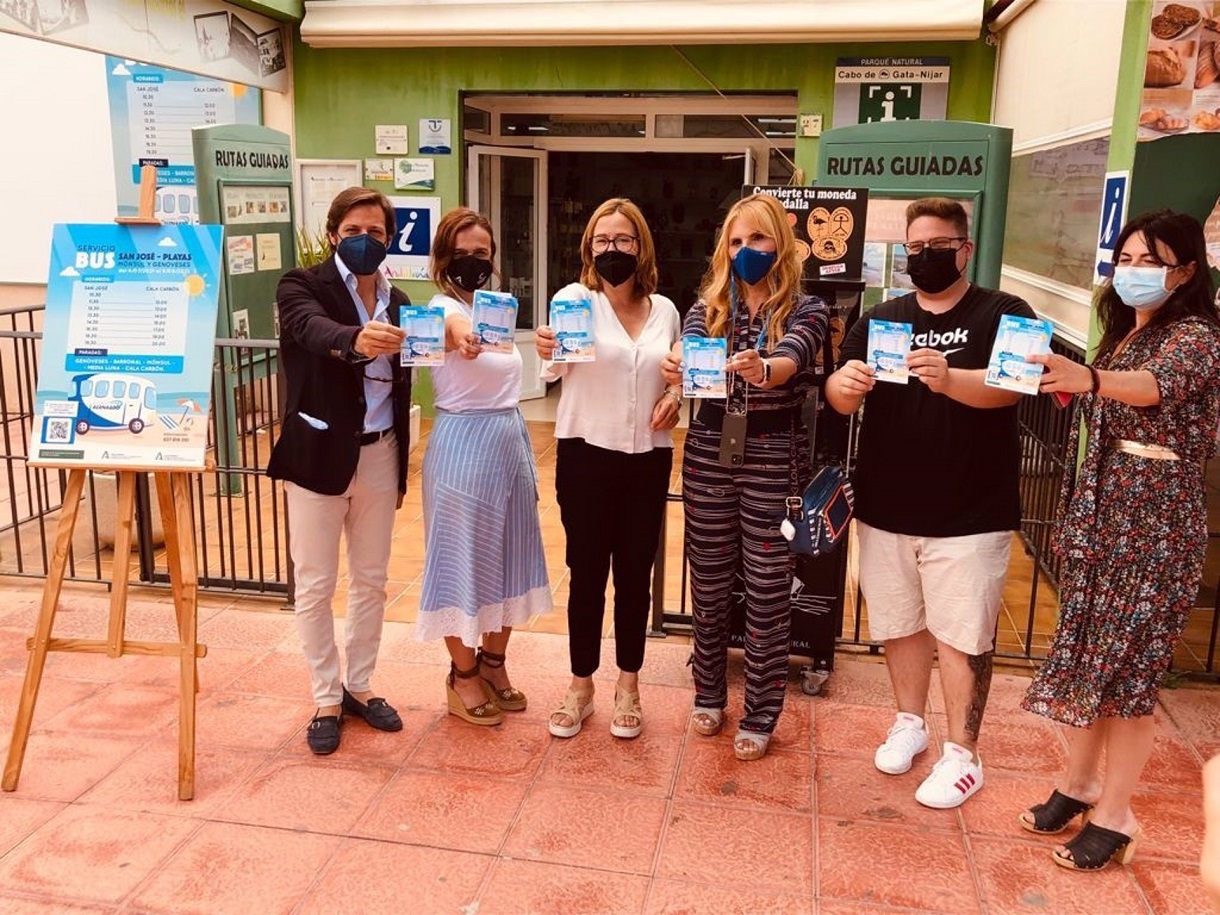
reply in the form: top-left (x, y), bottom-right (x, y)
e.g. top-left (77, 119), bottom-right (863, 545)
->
top-left (1140, 106), bottom-right (1191, 133)
top-left (1151, 2), bottom-right (1203, 40)
top-left (1197, 40), bottom-right (1220, 86)
top-left (1146, 46), bottom-right (1189, 87)
top-left (1192, 108), bottom-right (1220, 130)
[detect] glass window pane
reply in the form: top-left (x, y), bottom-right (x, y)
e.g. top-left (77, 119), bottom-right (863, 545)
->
top-left (1004, 137), bottom-right (1110, 291)
top-left (113, 381), bottom-right (126, 397)
top-left (682, 115), bottom-right (795, 139)
top-left (95, 380), bottom-right (110, 397)
top-left (492, 156), bottom-right (538, 330)
top-left (501, 113), bottom-right (645, 138)
top-left (464, 104), bottom-right (490, 134)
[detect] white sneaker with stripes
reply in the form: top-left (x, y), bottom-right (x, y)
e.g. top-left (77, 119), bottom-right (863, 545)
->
top-left (914, 741), bottom-right (984, 809)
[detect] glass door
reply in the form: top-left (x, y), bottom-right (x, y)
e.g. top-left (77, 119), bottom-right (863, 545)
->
top-left (467, 146), bottom-right (548, 400)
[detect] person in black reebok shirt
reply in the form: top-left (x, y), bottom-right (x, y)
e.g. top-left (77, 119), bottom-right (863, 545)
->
top-left (826, 197), bottom-right (1035, 810)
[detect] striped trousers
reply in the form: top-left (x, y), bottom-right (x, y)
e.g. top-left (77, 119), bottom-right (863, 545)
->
top-left (682, 425), bottom-right (801, 734)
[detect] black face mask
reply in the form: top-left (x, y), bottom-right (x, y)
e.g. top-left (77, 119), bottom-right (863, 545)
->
top-left (906, 247), bottom-right (962, 294)
top-left (593, 250), bottom-right (638, 288)
top-left (446, 255), bottom-right (494, 292)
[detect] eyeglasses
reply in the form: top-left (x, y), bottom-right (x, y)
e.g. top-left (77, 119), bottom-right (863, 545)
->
top-left (590, 234), bottom-right (639, 254)
top-left (902, 236), bottom-right (967, 256)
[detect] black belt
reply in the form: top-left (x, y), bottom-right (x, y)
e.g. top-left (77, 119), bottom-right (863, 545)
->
top-left (359, 428), bottom-right (392, 446)
top-left (696, 403), bottom-right (799, 435)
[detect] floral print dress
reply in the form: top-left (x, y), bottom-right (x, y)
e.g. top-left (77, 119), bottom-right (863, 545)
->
top-left (1023, 317), bottom-right (1220, 727)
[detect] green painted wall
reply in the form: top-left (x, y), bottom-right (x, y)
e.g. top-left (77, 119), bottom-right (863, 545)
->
top-left (292, 38), bottom-right (995, 414)
top-left (232, 0), bottom-right (303, 22)
top-left (292, 39), bottom-right (996, 304)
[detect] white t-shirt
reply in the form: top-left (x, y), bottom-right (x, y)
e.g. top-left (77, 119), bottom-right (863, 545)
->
top-left (541, 282), bottom-right (681, 453)
top-left (430, 293), bottom-right (522, 412)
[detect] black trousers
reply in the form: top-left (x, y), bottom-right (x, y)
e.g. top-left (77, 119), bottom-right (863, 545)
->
top-left (555, 437), bottom-right (673, 677)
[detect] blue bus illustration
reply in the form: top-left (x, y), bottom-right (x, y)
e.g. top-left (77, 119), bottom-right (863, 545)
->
top-left (70, 373), bottom-right (157, 434)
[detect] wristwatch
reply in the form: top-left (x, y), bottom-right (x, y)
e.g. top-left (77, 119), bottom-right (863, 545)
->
top-left (760, 359), bottom-right (772, 384)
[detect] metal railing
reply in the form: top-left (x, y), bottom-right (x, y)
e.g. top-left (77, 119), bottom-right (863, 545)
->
top-left (648, 334), bottom-right (1220, 676)
top-left (0, 303), bottom-right (289, 597)
top-left (4, 302), bottom-right (1219, 674)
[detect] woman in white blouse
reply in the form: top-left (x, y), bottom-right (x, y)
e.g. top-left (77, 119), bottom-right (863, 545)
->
top-left (535, 198), bottom-right (681, 740)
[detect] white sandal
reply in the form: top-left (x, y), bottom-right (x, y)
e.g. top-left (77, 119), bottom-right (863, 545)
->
top-left (548, 687), bottom-right (594, 738)
top-left (691, 706), bottom-right (723, 737)
top-left (610, 687), bottom-right (643, 740)
top-left (733, 730), bottom-right (770, 761)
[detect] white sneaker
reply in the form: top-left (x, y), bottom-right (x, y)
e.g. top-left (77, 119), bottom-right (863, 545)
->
top-left (915, 741), bottom-right (985, 809)
top-left (873, 712), bottom-right (929, 775)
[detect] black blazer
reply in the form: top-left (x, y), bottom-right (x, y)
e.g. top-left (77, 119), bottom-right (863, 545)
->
top-left (267, 256), bottom-right (412, 496)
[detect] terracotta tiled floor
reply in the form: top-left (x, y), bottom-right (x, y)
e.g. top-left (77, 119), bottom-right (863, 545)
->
top-left (1, 396), bottom-right (1218, 912)
top-left (0, 580), bottom-right (1217, 914)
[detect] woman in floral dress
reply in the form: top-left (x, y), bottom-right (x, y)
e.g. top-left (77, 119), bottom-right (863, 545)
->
top-left (1019, 210), bottom-right (1220, 871)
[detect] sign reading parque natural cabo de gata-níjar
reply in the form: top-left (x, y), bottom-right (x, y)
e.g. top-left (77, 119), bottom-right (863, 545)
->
top-left (833, 57), bottom-right (950, 128)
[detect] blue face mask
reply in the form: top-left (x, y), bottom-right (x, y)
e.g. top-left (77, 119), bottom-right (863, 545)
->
top-left (336, 233), bottom-right (388, 275)
top-left (1111, 265), bottom-right (1174, 311)
top-left (732, 246), bottom-right (777, 285)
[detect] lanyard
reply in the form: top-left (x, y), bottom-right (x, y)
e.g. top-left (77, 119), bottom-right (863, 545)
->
top-left (727, 287), bottom-right (769, 412)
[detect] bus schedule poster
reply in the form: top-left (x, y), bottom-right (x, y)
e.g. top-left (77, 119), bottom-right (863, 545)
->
top-left (29, 223), bottom-right (224, 470)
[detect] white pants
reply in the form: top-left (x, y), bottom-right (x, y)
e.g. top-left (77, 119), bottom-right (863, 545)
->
top-left (285, 433), bottom-right (399, 706)
top-left (856, 521), bottom-right (1011, 656)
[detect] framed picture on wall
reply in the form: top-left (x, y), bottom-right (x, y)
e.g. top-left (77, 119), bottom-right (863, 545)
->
top-left (194, 11), bottom-right (231, 62)
top-left (296, 159), bottom-right (363, 240)
top-left (228, 14), bottom-right (260, 75)
top-left (257, 28), bottom-right (286, 76)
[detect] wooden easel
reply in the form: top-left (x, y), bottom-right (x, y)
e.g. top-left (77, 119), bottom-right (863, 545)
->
top-left (2, 167), bottom-right (207, 800)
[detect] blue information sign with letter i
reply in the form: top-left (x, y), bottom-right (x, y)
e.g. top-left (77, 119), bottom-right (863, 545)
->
top-left (1094, 171), bottom-right (1128, 283)
top-left (392, 206), bottom-right (433, 256)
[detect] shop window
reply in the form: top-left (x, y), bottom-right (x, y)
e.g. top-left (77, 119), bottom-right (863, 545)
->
top-left (1003, 136), bottom-right (1110, 291)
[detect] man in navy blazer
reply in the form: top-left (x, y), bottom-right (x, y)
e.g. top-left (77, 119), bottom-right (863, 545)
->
top-left (268, 187), bottom-right (412, 755)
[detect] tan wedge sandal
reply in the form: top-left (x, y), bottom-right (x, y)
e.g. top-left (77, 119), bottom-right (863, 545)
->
top-left (610, 687), bottom-right (643, 740)
top-left (478, 648), bottom-right (527, 711)
top-left (548, 686), bottom-right (594, 738)
top-left (447, 662), bottom-right (503, 726)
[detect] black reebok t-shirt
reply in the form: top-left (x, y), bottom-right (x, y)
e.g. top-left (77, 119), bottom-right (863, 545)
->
top-left (838, 285), bottom-right (1035, 537)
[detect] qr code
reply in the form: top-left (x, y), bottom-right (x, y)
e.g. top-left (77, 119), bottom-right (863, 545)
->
top-left (45, 419), bottom-right (72, 444)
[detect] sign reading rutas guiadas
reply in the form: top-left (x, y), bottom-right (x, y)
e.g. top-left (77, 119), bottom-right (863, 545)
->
top-left (745, 185), bottom-right (869, 281)
top-left (833, 57), bottom-right (950, 129)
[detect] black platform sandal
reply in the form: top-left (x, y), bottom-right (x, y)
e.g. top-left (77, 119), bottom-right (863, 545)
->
top-left (1019, 789), bottom-right (1093, 834)
top-left (477, 648), bottom-right (527, 711)
top-left (1052, 822), bottom-right (1140, 871)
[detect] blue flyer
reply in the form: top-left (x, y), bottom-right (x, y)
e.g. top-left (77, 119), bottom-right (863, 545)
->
top-left (471, 290), bottom-right (518, 354)
top-left (400, 303), bottom-right (445, 366)
top-left (985, 314), bottom-right (1054, 395)
top-left (549, 291), bottom-right (595, 363)
top-left (30, 223), bottom-right (224, 469)
top-left (682, 337), bottom-right (728, 398)
top-left (867, 319), bottom-right (913, 384)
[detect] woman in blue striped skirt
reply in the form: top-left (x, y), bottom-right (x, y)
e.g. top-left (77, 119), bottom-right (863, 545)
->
top-left (415, 208), bottom-right (552, 725)
top-left (661, 193), bottom-right (827, 760)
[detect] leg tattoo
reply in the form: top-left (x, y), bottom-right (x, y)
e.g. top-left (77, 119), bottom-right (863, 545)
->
top-left (964, 651), bottom-right (994, 744)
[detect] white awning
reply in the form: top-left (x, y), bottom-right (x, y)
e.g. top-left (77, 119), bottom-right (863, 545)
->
top-left (300, 0), bottom-right (986, 48)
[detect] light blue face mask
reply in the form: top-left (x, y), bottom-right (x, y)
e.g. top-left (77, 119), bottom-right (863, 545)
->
top-left (1111, 265), bottom-right (1174, 311)
top-left (732, 246), bottom-right (777, 285)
